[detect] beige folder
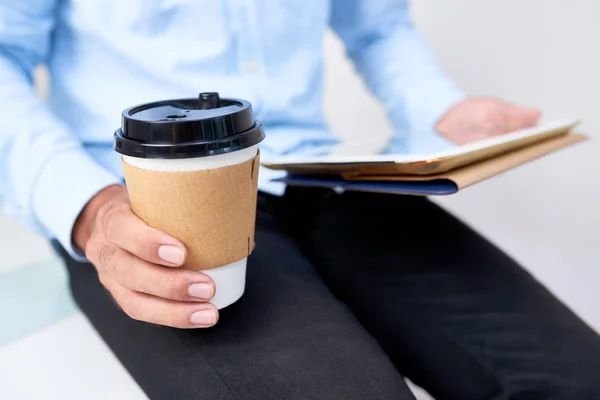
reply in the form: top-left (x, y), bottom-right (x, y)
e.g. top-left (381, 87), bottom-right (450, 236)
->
top-left (344, 133), bottom-right (587, 192)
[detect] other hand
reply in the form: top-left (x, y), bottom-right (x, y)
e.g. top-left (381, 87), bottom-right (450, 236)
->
top-left (73, 185), bottom-right (219, 329)
top-left (435, 98), bottom-right (541, 145)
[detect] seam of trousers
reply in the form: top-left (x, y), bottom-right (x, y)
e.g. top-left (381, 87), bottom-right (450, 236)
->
top-left (100, 289), bottom-right (239, 398)
top-left (190, 341), bottom-right (239, 400)
top-left (392, 303), bottom-right (506, 399)
top-left (300, 248), bottom-right (507, 399)
top-left (299, 264), bottom-right (507, 398)
top-left (54, 241), bottom-right (239, 400)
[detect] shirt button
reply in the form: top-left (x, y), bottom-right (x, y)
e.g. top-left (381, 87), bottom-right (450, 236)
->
top-left (246, 59), bottom-right (259, 72)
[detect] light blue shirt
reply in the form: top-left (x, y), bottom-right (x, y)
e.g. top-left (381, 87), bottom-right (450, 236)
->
top-left (0, 0), bottom-right (464, 258)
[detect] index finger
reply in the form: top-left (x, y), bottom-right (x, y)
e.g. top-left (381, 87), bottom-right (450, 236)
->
top-left (103, 208), bottom-right (188, 267)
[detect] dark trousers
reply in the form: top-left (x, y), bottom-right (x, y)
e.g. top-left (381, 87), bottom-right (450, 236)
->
top-left (58, 188), bottom-right (600, 400)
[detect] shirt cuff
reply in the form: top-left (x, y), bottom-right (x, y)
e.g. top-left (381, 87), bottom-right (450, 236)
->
top-left (32, 148), bottom-right (123, 261)
top-left (410, 83), bottom-right (467, 137)
top-left (406, 82), bottom-right (467, 153)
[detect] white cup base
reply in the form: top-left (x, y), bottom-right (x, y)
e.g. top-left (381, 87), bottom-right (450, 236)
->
top-left (201, 258), bottom-right (247, 309)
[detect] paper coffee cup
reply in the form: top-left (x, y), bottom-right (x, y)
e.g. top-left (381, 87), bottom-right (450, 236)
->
top-left (114, 93), bottom-right (265, 309)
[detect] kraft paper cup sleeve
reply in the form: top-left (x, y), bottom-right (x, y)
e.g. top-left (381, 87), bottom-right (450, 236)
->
top-left (121, 153), bottom-right (260, 271)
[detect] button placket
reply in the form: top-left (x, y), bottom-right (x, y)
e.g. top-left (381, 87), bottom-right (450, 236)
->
top-left (232, 0), bottom-right (268, 117)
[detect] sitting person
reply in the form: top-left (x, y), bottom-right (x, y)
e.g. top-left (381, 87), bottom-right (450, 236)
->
top-left (1, 0), bottom-right (599, 399)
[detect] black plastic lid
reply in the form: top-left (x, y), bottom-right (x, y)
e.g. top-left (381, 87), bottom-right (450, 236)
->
top-left (114, 92), bottom-right (265, 159)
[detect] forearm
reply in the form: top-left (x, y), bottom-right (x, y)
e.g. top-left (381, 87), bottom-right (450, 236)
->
top-left (331, 0), bottom-right (466, 150)
top-left (0, 55), bottom-right (121, 256)
top-left (356, 24), bottom-right (465, 132)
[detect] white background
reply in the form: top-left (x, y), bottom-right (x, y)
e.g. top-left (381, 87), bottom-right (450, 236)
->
top-left (324, 0), bottom-right (600, 332)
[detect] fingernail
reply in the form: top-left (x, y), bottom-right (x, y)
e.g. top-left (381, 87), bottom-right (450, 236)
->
top-left (188, 283), bottom-right (214, 300)
top-left (158, 245), bottom-right (184, 265)
top-left (190, 310), bottom-right (216, 326)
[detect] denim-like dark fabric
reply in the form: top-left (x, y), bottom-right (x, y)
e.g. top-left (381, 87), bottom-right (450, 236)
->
top-left (57, 189), bottom-right (600, 400)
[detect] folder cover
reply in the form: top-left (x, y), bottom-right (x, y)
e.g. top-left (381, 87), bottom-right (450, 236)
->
top-left (264, 120), bottom-right (586, 196)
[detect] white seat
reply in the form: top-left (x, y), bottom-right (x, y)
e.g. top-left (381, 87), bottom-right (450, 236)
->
top-left (0, 217), bottom-right (147, 400)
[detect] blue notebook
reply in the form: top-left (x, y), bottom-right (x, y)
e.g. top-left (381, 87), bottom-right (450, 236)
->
top-left (275, 174), bottom-right (458, 196)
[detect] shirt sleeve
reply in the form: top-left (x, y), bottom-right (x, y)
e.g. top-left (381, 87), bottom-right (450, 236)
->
top-left (330, 0), bottom-right (467, 152)
top-left (0, 1), bottom-right (122, 259)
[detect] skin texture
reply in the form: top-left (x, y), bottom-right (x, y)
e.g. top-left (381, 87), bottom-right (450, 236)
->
top-left (73, 97), bottom-right (540, 329)
top-left (436, 97), bottom-right (541, 145)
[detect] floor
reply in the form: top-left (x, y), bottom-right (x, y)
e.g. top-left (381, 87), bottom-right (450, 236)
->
top-left (0, 212), bottom-right (432, 399)
top-left (0, 213), bottom-right (149, 400)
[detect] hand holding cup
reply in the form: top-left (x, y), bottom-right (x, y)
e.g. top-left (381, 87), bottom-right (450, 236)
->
top-left (73, 185), bottom-right (219, 329)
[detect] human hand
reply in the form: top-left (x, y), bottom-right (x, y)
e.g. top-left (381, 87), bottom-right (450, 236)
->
top-left (435, 98), bottom-right (541, 145)
top-left (73, 185), bottom-right (219, 329)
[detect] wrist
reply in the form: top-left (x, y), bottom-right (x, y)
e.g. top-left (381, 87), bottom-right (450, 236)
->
top-left (72, 184), bottom-right (125, 251)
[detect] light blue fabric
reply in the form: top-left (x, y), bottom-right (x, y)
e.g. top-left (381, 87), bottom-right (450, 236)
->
top-left (0, 0), bottom-right (465, 258)
top-left (0, 259), bottom-right (77, 346)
